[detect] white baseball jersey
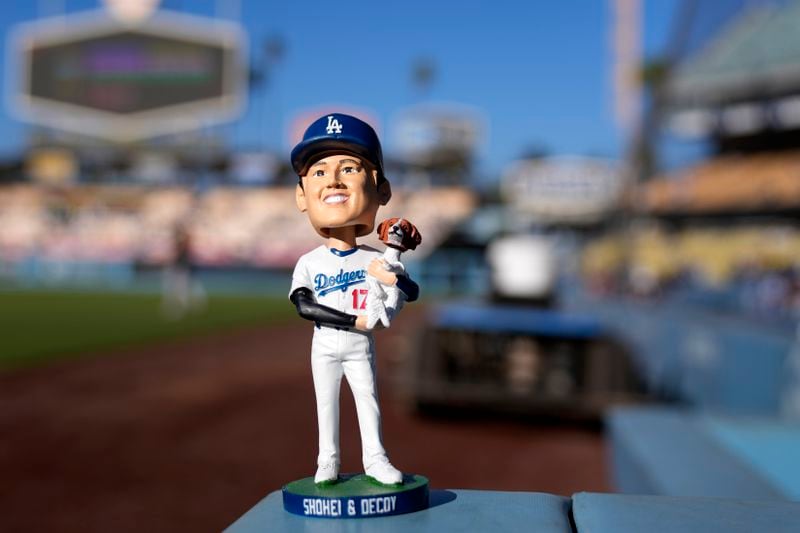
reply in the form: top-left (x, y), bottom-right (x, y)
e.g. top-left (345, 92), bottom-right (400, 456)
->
top-left (290, 244), bottom-right (382, 319)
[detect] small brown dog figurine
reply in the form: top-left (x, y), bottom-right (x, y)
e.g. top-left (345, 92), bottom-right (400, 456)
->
top-left (377, 217), bottom-right (422, 252)
top-left (366, 218), bottom-right (422, 329)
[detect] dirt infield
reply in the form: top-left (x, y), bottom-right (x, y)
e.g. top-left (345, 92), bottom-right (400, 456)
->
top-left (0, 308), bottom-right (609, 533)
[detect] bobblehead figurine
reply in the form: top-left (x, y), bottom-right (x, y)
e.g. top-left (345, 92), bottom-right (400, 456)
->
top-left (288, 113), bottom-right (421, 488)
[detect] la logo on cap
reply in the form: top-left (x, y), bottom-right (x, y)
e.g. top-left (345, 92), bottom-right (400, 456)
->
top-left (326, 115), bottom-right (343, 134)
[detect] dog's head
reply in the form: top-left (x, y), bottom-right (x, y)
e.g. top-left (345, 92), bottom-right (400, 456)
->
top-left (377, 217), bottom-right (422, 252)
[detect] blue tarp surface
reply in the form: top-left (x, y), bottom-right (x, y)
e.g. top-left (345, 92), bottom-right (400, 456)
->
top-left (572, 492), bottom-right (800, 533)
top-left (707, 417), bottom-right (800, 501)
top-left (432, 302), bottom-right (604, 338)
top-left (226, 487), bottom-right (800, 532)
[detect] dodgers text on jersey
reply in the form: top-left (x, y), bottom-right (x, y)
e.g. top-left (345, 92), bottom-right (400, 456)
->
top-left (315, 268), bottom-right (367, 296)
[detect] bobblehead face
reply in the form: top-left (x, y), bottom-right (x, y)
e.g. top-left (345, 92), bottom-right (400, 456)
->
top-left (296, 154), bottom-right (391, 240)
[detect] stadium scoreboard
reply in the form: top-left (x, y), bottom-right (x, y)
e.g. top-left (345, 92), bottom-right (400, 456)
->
top-left (28, 32), bottom-right (229, 114)
top-left (9, 10), bottom-right (246, 141)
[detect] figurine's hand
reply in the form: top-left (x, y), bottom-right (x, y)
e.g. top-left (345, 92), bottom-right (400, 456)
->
top-left (368, 258), bottom-right (397, 286)
top-left (355, 315), bottom-right (369, 331)
top-left (356, 313), bottom-right (385, 331)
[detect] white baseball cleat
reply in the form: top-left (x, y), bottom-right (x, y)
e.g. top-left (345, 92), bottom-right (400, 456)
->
top-left (314, 461), bottom-right (339, 485)
top-left (365, 457), bottom-right (403, 485)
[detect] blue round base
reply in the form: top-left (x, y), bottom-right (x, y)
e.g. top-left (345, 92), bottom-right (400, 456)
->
top-left (282, 473), bottom-right (429, 519)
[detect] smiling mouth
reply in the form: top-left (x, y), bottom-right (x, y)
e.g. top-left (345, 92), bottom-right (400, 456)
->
top-left (323, 194), bottom-right (349, 205)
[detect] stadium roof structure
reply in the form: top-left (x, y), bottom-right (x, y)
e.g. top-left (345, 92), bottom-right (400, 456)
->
top-left (665, 1), bottom-right (800, 137)
top-left (668, 2), bottom-right (800, 106)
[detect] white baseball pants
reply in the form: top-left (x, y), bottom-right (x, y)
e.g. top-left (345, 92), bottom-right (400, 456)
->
top-left (311, 326), bottom-right (387, 468)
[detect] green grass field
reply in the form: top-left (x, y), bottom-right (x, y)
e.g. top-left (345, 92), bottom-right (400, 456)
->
top-left (0, 290), bottom-right (294, 370)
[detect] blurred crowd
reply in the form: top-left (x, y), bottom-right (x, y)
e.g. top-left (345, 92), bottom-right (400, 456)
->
top-left (582, 224), bottom-right (800, 319)
top-left (0, 184), bottom-right (476, 271)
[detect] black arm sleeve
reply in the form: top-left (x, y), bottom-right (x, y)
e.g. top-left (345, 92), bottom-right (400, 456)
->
top-left (395, 274), bottom-right (420, 302)
top-left (290, 287), bottom-right (357, 328)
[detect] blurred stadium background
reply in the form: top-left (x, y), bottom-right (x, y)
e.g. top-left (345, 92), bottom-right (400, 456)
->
top-left (3, 0), bottom-right (800, 531)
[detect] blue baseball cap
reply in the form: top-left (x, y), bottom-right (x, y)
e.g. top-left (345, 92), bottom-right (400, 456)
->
top-left (291, 113), bottom-right (387, 183)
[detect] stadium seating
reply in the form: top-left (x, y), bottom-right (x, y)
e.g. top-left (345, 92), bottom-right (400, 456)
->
top-left (574, 295), bottom-right (796, 414)
top-left (640, 151), bottom-right (800, 214)
top-left (0, 185), bottom-right (476, 272)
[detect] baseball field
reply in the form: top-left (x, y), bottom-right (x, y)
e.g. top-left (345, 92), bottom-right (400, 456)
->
top-left (0, 288), bottom-right (609, 533)
top-left (0, 289), bottom-right (294, 369)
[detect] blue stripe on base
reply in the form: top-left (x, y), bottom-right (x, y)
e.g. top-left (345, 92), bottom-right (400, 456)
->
top-left (282, 483), bottom-right (429, 519)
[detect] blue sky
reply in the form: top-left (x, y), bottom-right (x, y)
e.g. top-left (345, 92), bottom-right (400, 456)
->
top-left (0, 0), bottom-right (679, 176)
